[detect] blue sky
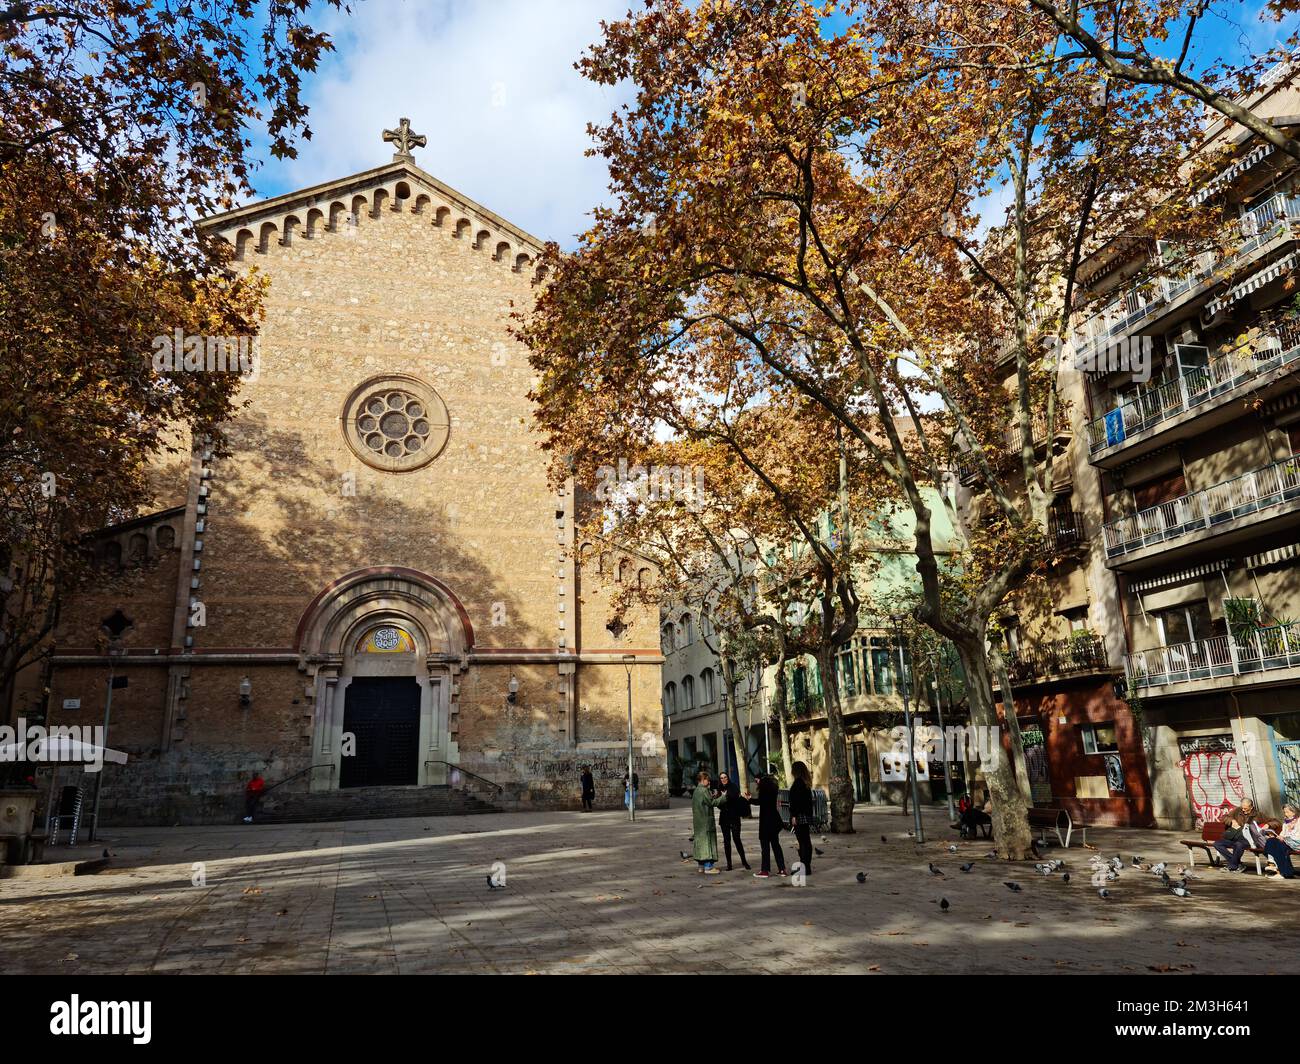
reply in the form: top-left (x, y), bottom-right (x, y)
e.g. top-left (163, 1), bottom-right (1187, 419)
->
top-left (249, 0), bottom-right (633, 246)
top-left (243, 1), bottom-right (1296, 248)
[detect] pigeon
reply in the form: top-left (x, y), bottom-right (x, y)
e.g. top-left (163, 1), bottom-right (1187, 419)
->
top-left (939, 898), bottom-right (950, 913)
top-left (856, 872), bottom-right (867, 883)
top-left (680, 850), bottom-right (691, 860)
top-left (948, 845), bottom-right (958, 854)
top-left (1110, 856), bottom-right (1123, 871)
top-left (1160, 871), bottom-right (1171, 889)
top-left (1034, 863), bottom-right (1054, 876)
top-left (1170, 885), bottom-right (1191, 898)
top-left (1004, 881), bottom-right (1022, 892)
top-left (102, 849), bottom-right (110, 859)
top-left (1062, 872), bottom-right (1071, 884)
top-left (907, 831), bottom-right (915, 837)
top-left (959, 862), bottom-right (974, 873)
top-left (487, 875), bottom-right (504, 890)
top-left (1131, 856), bottom-right (1144, 868)
top-left (881, 835), bottom-right (888, 843)
top-left (1099, 888), bottom-right (1112, 899)
top-left (815, 847), bottom-right (825, 856)
top-left (820, 836), bottom-right (828, 844)
top-left (928, 863), bottom-right (944, 876)
top-left (1151, 862), bottom-right (1167, 876)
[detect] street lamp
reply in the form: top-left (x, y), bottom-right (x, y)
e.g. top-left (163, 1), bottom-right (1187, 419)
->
top-left (929, 650), bottom-right (956, 825)
top-left (622, 654), bottom-right (637, 822)
top-left (889, 614), bottom-right (925, 843)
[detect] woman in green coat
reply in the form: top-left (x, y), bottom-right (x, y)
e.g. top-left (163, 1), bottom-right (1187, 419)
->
top-left (691, 769), bottom-right (727, 874)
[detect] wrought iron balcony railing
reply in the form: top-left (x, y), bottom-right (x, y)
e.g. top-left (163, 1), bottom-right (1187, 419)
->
top-left (1087, 320), bottom-right (1300, 454)
top-left (1047, 510), bottom-right (1087, 553)
top-left (1103, 452), bottom-right (1300, 559)
top-left (1126, 621), bottom-right (1300, 690)
top-left (1073, 192), bottom-right (1300, 366)
top-left (1003, 636), bottom-right (1110, 685)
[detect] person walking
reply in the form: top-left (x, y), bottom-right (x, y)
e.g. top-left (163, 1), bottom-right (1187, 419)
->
top-left (789, 761), bottom-right (814, 876)
top-left (691, 769), bottom-right (727, 874)
top-left (716, 770), bottom-right (751, 871)
top-left (580, 766), bottom-right (595, 812)
top-left (745, 772), bottom-right (787, 878)
top-left (242, 770), bottom-right (265, 824)
top-left (623, 771), bottom-right (639, 810)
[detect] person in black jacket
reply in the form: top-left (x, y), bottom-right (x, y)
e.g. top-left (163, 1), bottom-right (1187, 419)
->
top-left (745, 773), bottom-right (787, 877)
top-left (716, 771), bottom-right (751, 871)
top-left (789, 761), bottom-right (814, 876)
top-left (580, 766), bottom-right (595, 812)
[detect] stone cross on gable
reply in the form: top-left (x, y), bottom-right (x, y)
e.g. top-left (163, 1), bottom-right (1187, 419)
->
top-left (383, 117), bottom-right (426, 161)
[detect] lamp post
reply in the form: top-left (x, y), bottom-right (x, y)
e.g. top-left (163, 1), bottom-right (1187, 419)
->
top-left (890, 614), bottom-right (925, 843)
top-left (622, 654), bottom-right (637, 822)
top-left (929, 651), bottom-right (956, 825)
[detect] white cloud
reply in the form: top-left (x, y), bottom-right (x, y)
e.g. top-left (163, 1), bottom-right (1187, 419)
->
top-left (250, 0), bottom-right (631, 247)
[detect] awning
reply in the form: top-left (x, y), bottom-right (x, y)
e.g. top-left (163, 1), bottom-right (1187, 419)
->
top-left (1193, 143), bottom-right (1275, 204)
top-left (1129, 559), bottom-right (1235, 594)
top-left (1245, 541), bottom-right (1300, 570)
top-left (1205, 250), bottom-right (1300, 318)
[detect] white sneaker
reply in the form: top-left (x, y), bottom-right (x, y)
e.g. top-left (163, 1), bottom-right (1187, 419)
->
top-left (242, 816), bottom-right (253, 824)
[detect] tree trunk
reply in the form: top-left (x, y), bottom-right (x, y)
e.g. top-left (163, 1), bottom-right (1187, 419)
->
top-left (953, 637), bottom-right (1034, 859)
top-left (814, 646), bottom-right (855, 834)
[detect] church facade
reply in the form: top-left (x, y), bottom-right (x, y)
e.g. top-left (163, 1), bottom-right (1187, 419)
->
top-left (23, 125), bottom-right (666, 824)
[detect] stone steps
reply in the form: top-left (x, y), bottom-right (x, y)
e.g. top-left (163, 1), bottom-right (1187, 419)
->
top-left (255, 785), bottom-right (499, 824)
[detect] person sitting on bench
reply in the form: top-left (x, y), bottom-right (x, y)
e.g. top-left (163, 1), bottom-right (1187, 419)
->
top-left (1215, 815), bottom-right (1251, 872)
top-left (959, 792), bottom-right (992, 838)
top-left (1263, 805), bottom-right (1300, 880)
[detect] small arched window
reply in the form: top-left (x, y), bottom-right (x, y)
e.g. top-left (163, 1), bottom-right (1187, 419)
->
top-left (681, 614), bottom-right (695, 647)
top-left (664, 682), bottom-right (677, 713)
top-left (700, 668), bottom-right (716, 704)
top-left (682, 675), bottom-right (696, 710)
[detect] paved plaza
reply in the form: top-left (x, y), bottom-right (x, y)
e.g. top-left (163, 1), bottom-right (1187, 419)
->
top-left (1, 802), bottom-right (1296, 975)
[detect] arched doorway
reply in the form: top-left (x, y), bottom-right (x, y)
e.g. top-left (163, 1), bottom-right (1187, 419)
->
top-left (294, 568), bottom-right (474, 791)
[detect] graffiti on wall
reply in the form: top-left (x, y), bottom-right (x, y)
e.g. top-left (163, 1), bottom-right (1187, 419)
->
top-left (1178, 735), bottom-right (1243, 826)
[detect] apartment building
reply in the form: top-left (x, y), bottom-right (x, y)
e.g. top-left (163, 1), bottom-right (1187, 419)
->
top-left (1071, 74), bottom-right (1300, 829)
top-left (659, 607), bottom-right (766, 793)
top-left (956, 350), bottom-right (1151, 828)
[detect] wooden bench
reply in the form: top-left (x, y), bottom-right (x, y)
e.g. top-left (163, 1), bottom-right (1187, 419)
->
top-left (1027, 806), bottom-right (1085, 849)
top-left (1181, 821), bottom-right (1268, 875)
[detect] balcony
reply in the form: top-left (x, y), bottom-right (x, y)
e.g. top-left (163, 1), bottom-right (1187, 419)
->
top-left (957, 411), bottom-right (1071, 485)
top-left (1126, 621), bottom-right (1300, 694)
top-left (1047, 509), bottom-right (1087, 555)
top-left (997, 636), bottom-right (1113, 688)
top-left (1073, 192), bottom-right (1300, 368)
top-left (1102, 452), bottom-right (1300, 570)
top-left (1086, 321), bottom-right (1300, 466)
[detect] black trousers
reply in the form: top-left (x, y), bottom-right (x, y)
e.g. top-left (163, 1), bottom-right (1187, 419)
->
top-left (721, 818), bottom-right (748, 868)
top-left (794, 823), bottom-right (813, 874)
top-left (759, 828), bottom-right (786, 873)
top-left (581, 791), bottom-right (593, 811)
top-left (244, 793), bottom-right (260, 819)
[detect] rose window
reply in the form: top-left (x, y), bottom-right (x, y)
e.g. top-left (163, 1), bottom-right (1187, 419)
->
top-left (342, 375), bottom-right (450, 472)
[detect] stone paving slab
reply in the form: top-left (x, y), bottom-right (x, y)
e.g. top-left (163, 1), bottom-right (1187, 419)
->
top-left (0, 802), bottom-right (1296, 975)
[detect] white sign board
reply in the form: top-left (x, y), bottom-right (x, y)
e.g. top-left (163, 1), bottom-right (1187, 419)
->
top-left (62, 698), bottom-right (81, 710)
top-left (879, 751), bottom-right (930, 782)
